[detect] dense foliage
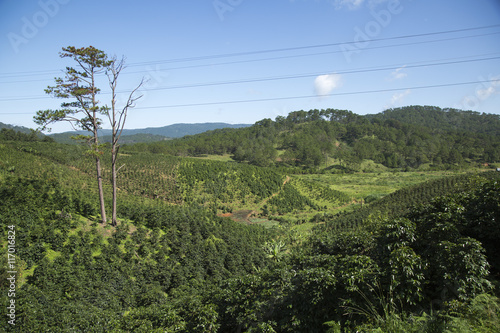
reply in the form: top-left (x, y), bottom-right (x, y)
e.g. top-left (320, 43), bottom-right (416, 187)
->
top-left (208, 173), bottom-right (500, 332)
top-left (0, 128), bottom-right (53, 143)
top-left (0, 174), bottom-right (273, 332)
top-left (366, 105), bottom-right (500, 135)
top-left (125, 106), bottom-right (500, 170)
top-left (1, 106), bottom-right (499, 332)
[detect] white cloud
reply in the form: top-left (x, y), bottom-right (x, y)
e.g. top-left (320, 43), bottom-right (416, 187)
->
top-left (314, 73), bottom-right (343, 97)
top-left (389, 66), bottom-right (407, 81)
top-left (455, 75), bottom-right (500, 110)
top-left (389, 89), bottom-right (411, 105)
top-left (477, 86), bottom-right (496, 100)
top-left (476, 75), bottom-right (500, 100)
top-left (334, 0), bottom-right (365, 10)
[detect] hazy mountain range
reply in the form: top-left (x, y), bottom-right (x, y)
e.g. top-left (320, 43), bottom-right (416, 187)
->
top-left (1, 122), bottom-right (251, 144)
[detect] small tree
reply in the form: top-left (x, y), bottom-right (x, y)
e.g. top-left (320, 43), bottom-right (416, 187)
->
top-left (106, 57), bottom-right (144, 226)
top-left (34, 46), bottom-right (111, 224)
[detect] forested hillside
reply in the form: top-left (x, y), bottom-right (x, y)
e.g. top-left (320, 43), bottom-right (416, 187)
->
top-left (1, 107), bottom-right (499, 332)
top-left (125, 106), bottom-right (500, 170)
top-left (0, 122), bottom-right (36, 135)
top-left (0, 127), bottom-right (52, 142)
top-left (366, 105), bottom-right (500, 135)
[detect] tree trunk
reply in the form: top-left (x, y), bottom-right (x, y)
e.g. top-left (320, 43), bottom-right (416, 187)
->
top-left (111, 145), bottom-right (117, 226)
top-left (95, 155), bottom-right (107, 224)
top-left (106, 57), bottom-right (143, 227)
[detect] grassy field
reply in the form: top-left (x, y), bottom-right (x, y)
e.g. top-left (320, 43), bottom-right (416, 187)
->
top-left (258, 170), bottom-right (471, 225)
top-left (296, 170), bottom-right (467, 201)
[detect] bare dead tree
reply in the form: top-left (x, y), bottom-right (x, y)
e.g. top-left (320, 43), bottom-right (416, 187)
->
top-left (106, 57), bottom-right (145, 226)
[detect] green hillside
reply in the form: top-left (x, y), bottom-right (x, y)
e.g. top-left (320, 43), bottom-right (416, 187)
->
top-left (126, 106), bottom-right (500, 171)
top-left (0, 122), bottom-right (34, 134)
top-left (367, 105), bottom-right (500, 135)
top-left (1, 107), bottom-right (499, 332)
top-left (0, 124), bottom-right (52, 141)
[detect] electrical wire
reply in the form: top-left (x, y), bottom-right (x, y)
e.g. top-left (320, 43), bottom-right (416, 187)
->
top-left (2, 79), bottom-right (497, 115)
top-left (126, 24), bottom-right (500, 67)
top-left (1, 54), bottom-right (498, 101)
top-left (1, 24), bottom-right (498, 117)
top-left (115, 56), bottom-right (500, 94)
top-left (133, 79), bottom-right (500, 109)
top-left (0, 24), bottom-right (498, 80)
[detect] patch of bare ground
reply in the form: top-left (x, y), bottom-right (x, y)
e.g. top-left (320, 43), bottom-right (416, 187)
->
top-left (218, 210), bottom-right (254, 224)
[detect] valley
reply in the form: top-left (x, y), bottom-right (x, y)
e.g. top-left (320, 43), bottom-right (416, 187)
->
top-left (1, 106), bottom-right (499, 332)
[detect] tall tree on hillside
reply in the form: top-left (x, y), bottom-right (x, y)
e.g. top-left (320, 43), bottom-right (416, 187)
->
top-left (34, 46), bottom-right (112, 224)
top-left (106, 57), bottom-right (144, 226)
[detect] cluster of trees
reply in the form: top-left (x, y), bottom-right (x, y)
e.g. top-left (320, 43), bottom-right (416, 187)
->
top-left (2, 69), bottom-right (500, 331)
top-left (0, 128), bottom-right (53, 142)
top-left (125, 106), bottom-right (500, 170)
top-left (367, 105), bottom-right (500, 135)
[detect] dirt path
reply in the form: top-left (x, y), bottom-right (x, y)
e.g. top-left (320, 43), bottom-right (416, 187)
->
top-left (258, 175), bottom-right (290, 206)
top-left (218, 175), bottom-right (291, 224)
top-left (250, 175), bottom-right (291, 219)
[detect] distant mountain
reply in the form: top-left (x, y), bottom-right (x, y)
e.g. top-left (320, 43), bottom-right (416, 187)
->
top-left (49, 122), bottom-right (251, 144)
top-left (101, 133), bottom-right (172, 144)
top-left (120, 122), bottom-right (251, 137)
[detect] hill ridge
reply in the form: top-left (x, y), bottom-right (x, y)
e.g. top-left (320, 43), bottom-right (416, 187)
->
top-left (48, 122), bottom-right (252, 144)
top-left (123, 105), bottom-right (500, 170)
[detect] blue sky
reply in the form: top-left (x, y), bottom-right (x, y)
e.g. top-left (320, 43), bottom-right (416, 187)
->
top-left (1, 0), bottom-right (499, 133)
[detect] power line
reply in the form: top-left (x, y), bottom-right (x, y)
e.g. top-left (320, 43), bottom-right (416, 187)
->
top-left (117, 56), bottom-right (500, 93)
top-left (0, 24), bottom-right (499, 80)
top-left (125, 31), bottom-right (500, 73)
top-left (3, 31), bottom-right (499, 84)
top-left (131, 79), bottom-right (499, 109)
top-left (126, 24), bottom-right (500, 67)
top-left (3, 79), bottom-right (497, 115)
top-left (1, 55), bottom-right (498, 101)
